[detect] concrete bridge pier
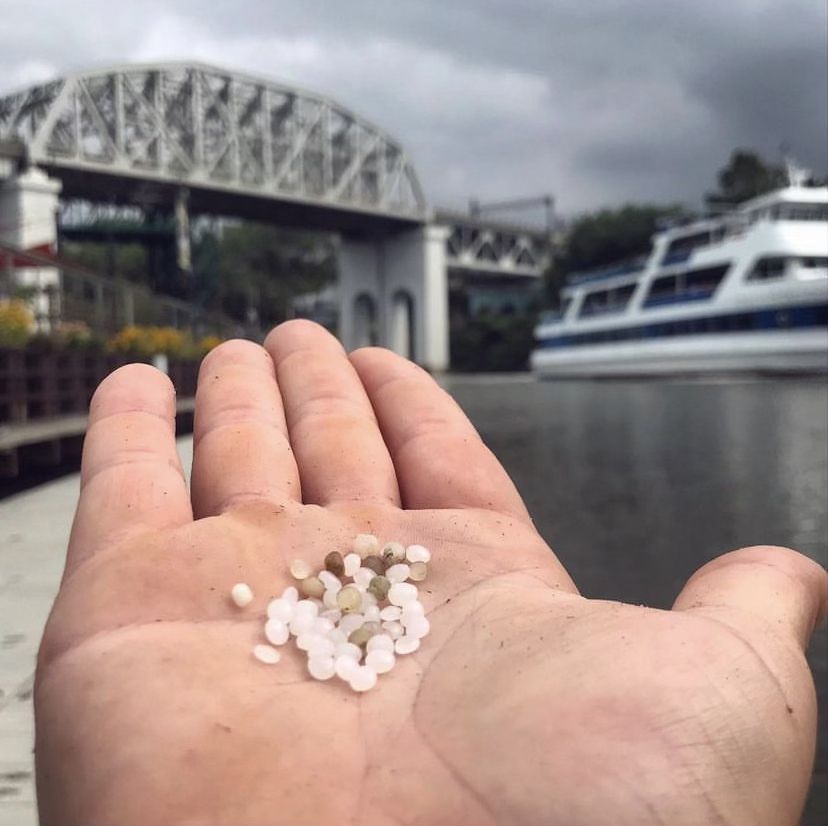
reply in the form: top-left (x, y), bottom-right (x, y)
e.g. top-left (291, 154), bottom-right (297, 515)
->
top-left (338, 225), bottom-right (449, 371)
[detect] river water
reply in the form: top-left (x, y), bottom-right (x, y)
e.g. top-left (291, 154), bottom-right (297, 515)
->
top-left (443, 374), bottom-right (827, 824)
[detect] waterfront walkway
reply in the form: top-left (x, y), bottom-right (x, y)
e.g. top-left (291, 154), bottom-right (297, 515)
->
top-left (0, 438), bottom-right (193, 825)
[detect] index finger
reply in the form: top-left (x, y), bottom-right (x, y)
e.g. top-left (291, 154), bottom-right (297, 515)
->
top-left (66, 364), bottom-right (192, 577)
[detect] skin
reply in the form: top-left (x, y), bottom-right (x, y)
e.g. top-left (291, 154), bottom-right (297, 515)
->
top-left (35, 320), bottom-right (827, 826)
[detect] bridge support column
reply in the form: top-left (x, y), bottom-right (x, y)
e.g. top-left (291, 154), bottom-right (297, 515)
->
top-left (0, 167), bottom-right (62, 330)
top-left (338, 225), bottom-right (448, 371)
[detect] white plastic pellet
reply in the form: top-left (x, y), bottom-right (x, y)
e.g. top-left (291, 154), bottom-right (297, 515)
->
top-left (308, 655), bottom-right (336, 681)
top-left (366, 634), bottom-right (395, 653)
top-left (380, 605), bottom-right (402, 622)
top-left (353, 533), bottom-right (379, 556)
top-left (282, 586), bottom-right (299, 603)
top-left (343, 552), bottom-right (362, 577)
top-left (296, 632), bottom-right (323, 652)
top-left (230, 583), bottom-right (254, 607)
top-left (293, 599), bottom-right (319, 617)
top-left (360, 591), bottom-right (378, 610)
top-left (289, 559), bottom-right (312, 580)
top-left (395, 635), bottom-right (421, 655)
top-left (318, 571), bottom-right (342, 592)
top-left (335, 641), bottom-right (363, 661)
top-left (253, 644), bottom-right (280, 664)
top-left (382, 620), bottom-right (404, 640)
top-left (335, 654), bottom-right (359, 681)
top-left (353, 567), bottom-right (376, 589)
top-left (381, 541), bottom-right (406, 565)
top-left (320, 608), bottom-right (342, 623)
top-left (402, 600), bottom-right (425, 617)
top-left (385, 563), bottom-right (410, 584)
top-left (289, 614), bottom-right (316, 636)
top-left (339, 613), bottom-right (365, 635)
top-left (265, 618), bottom-right (290, 646)
top-left (363, 605), bottom-right (381, 623)
top-left (406, 544), bottom-right (431, 564)
top-left (349, 664), bottom-right (378, 692)
top-left (365, 648), bottom-right (396, 674)
top-left (322, 589), bottom-right (340, 609)
top-left (310, 598), bottom-right (325, 612)
top-left (267, 598), bottom-right (294, 623)
top-left (403, 616), bottom-right (430, 640)
top-left (313, 617), bottom-right (335, 635)
top-left (327, 628), bottom-right (348, 646)
top-left (388, 582), bottom-right (418, 607)
top-left (307, 636), bottom-right (336, 658)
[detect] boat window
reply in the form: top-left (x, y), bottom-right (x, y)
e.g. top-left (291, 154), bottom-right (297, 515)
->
top-left (801, 257), bottom-right (828, 268)
top-left (661, 231), bottom-right (712, 264)
top-left (775, 203), bottom-right (828, 221)
top-left (579, 284), bottom-right (636, 317)
top-left (644, 264), bottom-right (728, 307)
top-left (748, 256), bottom-right (788, 281)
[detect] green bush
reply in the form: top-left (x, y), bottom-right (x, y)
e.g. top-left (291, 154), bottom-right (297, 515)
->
top-left (450, 314), bottom-right (536, 372)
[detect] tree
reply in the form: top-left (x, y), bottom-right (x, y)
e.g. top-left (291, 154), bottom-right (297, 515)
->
top-left (705, 149), bottom-right (786, 209)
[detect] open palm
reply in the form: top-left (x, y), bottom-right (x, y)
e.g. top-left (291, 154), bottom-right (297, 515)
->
top-left (35, 321), bottom-right (827, 826)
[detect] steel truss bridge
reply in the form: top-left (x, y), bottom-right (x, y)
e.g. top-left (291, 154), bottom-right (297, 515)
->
top-left (0, 62), bottom-right (426, 232)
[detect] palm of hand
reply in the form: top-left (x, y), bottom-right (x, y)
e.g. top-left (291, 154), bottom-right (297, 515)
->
top-left (35, 322), bottom-right (826, 826)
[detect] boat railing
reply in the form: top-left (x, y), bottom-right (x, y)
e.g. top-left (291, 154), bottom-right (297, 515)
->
top-left (566, 259), bottom-right (647, 286)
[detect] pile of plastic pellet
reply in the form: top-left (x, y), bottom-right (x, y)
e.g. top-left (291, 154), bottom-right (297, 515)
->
top-left (232, 534), bottom-right (431, 693)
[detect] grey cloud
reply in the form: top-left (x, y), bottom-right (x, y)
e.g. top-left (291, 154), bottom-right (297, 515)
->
top-left (0, 0), bottom-right (824, 216)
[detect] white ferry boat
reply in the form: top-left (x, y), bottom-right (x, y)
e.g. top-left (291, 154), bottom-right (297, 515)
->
top-left (531, 178), bottom-right (828, 376)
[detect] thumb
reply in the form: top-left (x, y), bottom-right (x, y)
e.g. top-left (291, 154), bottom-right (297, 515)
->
top-left (672, 545), bottom-right (828, 650)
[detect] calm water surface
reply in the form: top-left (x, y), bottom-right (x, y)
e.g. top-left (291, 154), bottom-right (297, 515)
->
top-left (442, 375), bottom-right (828, 824)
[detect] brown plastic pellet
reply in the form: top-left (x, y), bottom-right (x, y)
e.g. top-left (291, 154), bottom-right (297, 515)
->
top-left (348, 622), bottom-right (382, 648)
top-left (324, 551), bottom-right (345, 577)
top-left (367, 575), bottom-right (391, 601)
top-left (300, 575), bottom-right (325, 599)
top-left (362, 555), bottom-right (385, 576)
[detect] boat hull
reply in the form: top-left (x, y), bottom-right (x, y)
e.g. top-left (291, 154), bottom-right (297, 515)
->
top-left (530, 329), bottom-right (828, 377)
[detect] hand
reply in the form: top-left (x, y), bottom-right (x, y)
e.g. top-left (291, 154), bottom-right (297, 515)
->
top-left (35, 320), bottom-right (827, 826)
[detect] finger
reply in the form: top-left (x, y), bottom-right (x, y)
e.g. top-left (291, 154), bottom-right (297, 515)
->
top-left (264, 320), bottom-right (400, 507)
top-left (673, 545), bottom-right (828, 650)
top-left (67, 364), bottom-right (192, 575)
top-left (350, 347), bottom-right (530, 520)
top-left (190, 339), bottom-right (301, 517)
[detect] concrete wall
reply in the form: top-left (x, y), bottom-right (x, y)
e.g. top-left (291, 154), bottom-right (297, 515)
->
top-left (338, 225), bottom-right (449, 370)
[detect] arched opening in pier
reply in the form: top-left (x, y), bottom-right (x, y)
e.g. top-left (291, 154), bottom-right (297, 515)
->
top-left (389, 289), bottom-right (415, 360)
top-left (353, 293), bottom-right (378, 348)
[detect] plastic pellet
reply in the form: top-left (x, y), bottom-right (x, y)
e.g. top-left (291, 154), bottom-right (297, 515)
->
top-left (343, 553), bottom-right (362, 577)
top-left (327, 628), bottom-right (348, 646)
top-left (339, 613), bottom-right (365, 635)
top-left (290, 559), bottom-right (312, 580)
top-left (401, 601), bottom-right (425, 619)
top-left (380, 605), bottom-right (402, 622)
top-left (337, 585), bottom-right (363, 613)
top-left (318, 570), bottom-right (342, 592)
top-left (366, 634), bottom-right (395, 653)
top-left (353, 533), bottom-right (379, 556)
top-left (267, 598), bottom-right (294, 623)
top-left (388, 582), bottom-right (418, 607)
top-left (307, 636), bottom-right (335, 658)
top-left (294, 599), bottom-right (320, 617)
top-left (322, 589), bottom-right (340, 609)
top-left (365, 648), bottom-right (396, 674)
top-left (308, 655), bottom-right (336, 681)
top-left (363, 605), bottom-right (381, 623)
top-left (230, 583), bottom-right (254, 607)
top-left (335, 641), bottom-right (363, 661)
top-left (253, 644), bottom-right (281, 664)
top-left (296, 632), bottom-right (323, 652)
top-left (403, 616), bottom-right (430, 639)
top-left (382, 621), bottom-right (404, 640)
top-left (289, 614), bottom-right (316, 636)
top-left (367, 575), bottom-right (390, 601)
top-left (300, 576), bottom-right (325, 599)
top-left (362, 555), bottom-right (385, 576)
top-left (265, 618), bottom-right (290, 646)
top-left (281, 586), bottom-right (299, 603)
top-left (395, 635), bottom-right (421, 655)
top-left (349, 664), bottom-right (378, 692)
top-left (335, 654), bottom-right (359, 681)
top-left (360, 591), bottom-right (378, 609)
top-left (353, 567), bottom-right (376, 589)
top-left (313, 617), bottom-right (335, 635)
top-left (348, 622), bottom-right (381, 648)
top-left (385, 563), bottom-right (410, 584)
top-left (320, 608), bottom-right (342, 623)
top-left (381, 541), bottom-right (406, 566)
top-left (406, 544), bottom-right (432, 564)
top-left (324, 551), bottom-right (345, 577)
top-left (408, 561), bottom-right (428, 581)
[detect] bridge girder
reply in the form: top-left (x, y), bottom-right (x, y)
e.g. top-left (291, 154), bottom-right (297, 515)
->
top-left (0, 62), bottom-right (427, 229)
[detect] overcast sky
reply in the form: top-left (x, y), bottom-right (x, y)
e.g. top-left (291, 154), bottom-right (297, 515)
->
top-left (1, 0), bottom-right (825, 219)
